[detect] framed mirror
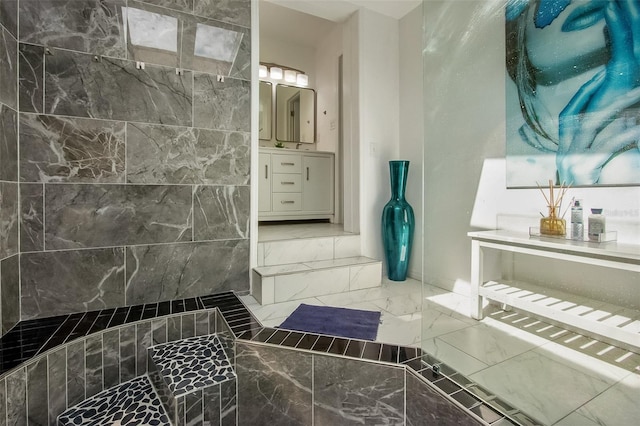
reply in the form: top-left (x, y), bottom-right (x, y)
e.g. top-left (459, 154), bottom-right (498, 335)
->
top-left (276, 84), bottom-right (315, 143)
top-left (259, 81), bottom-right (272, 140)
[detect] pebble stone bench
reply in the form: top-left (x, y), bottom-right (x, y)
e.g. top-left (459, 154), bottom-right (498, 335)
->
top-left (0, 291), bottom-right (541, 425)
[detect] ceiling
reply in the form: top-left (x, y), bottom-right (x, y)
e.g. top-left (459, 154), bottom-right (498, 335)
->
top-left (260, 0), bottom-right (421, 48)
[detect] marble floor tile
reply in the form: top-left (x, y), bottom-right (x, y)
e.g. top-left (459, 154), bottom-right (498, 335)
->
top-left (370, 293), bottom-right (423, 317)
top-left (470, 349), bottom-right (614, 425)
top-left (375, 312), bottom-right (422, 346)
top-left (419, 308), bottom-right (473, 339)
top-left (420, 338), bottom-right (489, 376)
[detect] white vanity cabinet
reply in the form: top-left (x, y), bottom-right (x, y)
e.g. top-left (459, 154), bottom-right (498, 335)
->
top-left (259, 148), bottom-right (334, 221)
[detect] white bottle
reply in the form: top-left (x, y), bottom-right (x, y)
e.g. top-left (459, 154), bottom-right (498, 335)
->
top-left (570, 200), bottom-right (583, 240)
top-left (588, 208), bottom-right (605, 242)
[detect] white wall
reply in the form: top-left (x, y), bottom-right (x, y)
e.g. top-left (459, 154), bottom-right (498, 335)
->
top-left (315, 25), bottom-right (343, 154)
top-left (355, 8), bottom-right (401, 263)
top-left (422, 0), bottom-right (640, 298)
top-left (399, 4), bottom-right (424, 280)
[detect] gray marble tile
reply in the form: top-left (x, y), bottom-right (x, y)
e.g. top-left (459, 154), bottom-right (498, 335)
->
top-left (193, 74), bottom-right (250, 131)
top-left (152, 317), bottom-right (168, 345)
top-left (313, 355), bottom-right (405, 425)
top-left (85, 334), bottom-right (103, 398)
top-left (203, 384), bottom-right (222, 426)
top-left (1, 254), bottom-right (19, 333)
top-left (194, 185), bottom-right (249, 240)
top-left (181, 13), bottom-right (249, 78)
top-left (139, 0), bottom-right (193, 13)
top-left (44, 184), bottom-right (192, 249)
top-left (136, 321), bottom-right (152, 375)
top-left (19, 183), bottom-right (43, 252)
top-left (103, 328), bottom-right (120, 389)
top-left (126, 123), bottom-right (250, 185)
top-left (18, 0), bottom-right (126, 58)
top-left (194, 0), bottom-right (251, 28)
top-left (67, 340), bottom-right (85, 408)
top-left (5, 367), bottom-right (26, 426)
top-left (0, 26), bottom-right (17, 109)
top-left (195, 311), bottom-right (208, 336)
top-left (20, 248), bottom-right (125, 319)
top-left (181, 312), bottom-right (195, 338)
top-left (220, 379), bottom-right (236, 426)
top-left (125, 239), bottom-right (249, 304)
top-left (0, 181), bottom-right (18, 259)
top-left (0, 0), bottom-right (18, 38)
top-left (406, 371), bottom-right (482, 426)
top-left (45, 49), bottom-right (193, 125)
top-left (167, 315), bottom-right (181, 342)
top-left (20, 114), bottom-right (126, 183)
top-left (236, 342), bottom-right (312, 425)
top-left (0, 377), bottom-right (5, 426)
top-left (119, 324), bottom-right (137, 382)
top-left (18, 43), bottom-right (44, 113)
top-left (186, 389), bottom-right (204, 426)
top-left (0, 103), bottom-right (17, 180)
top-left (47, 346), bottom-right (67, 424)
top-left (26, 357), bottom-right (48, 426)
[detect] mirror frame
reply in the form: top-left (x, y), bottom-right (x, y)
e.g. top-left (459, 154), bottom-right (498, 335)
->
top-left (275, 84), bottom-right (316, 143)
top-left (259, 81), bottom-right (273, 140)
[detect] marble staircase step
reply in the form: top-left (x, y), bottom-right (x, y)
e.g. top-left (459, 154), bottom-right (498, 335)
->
top-left (252, 256), bottom-right (383, 305)
top-left (257, 233), bottom-right (361, 266)
top-left (148, 334), bottom-right (236, 426)
top-left (57, 375), bottom-right (171, 425)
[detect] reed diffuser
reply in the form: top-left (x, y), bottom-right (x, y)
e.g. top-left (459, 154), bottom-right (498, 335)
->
top-left (538, 180), bottom-right (569, 236)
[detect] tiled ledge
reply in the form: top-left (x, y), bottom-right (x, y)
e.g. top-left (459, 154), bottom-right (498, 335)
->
top-left (0, 291), bottom-right (259, 377)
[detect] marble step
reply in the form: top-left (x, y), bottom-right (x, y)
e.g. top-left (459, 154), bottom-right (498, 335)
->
top-left (57, 375), bottom-right (171, 425)
top-left (252, 256), bottom-right (382, 305)
top-left (148, 334), bottom-right (237, 426)
top-left (257, 233), bottom-right (361, 266)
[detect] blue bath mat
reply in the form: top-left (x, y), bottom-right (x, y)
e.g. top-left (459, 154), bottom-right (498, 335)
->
top-left (279, 304), bottom-right (381, 341)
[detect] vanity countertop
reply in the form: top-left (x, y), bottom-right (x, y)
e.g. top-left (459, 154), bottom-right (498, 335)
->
top-left (259, 147), bottom-right (335, 155)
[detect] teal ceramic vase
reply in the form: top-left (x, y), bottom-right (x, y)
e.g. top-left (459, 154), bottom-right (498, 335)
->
top-left (382, 160), bottom-right (415, 281)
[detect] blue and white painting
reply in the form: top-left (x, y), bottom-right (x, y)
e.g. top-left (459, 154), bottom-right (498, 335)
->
top-left (505, 0), bottom-right (640, 187)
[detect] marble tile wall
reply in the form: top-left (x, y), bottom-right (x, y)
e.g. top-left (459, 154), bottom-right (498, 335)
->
top-left (0, 306), bottom-right (222, 425)
top-left (236, 341), bottom-right (486, 425)
top-left (0, 0), bottom-right (252, 325)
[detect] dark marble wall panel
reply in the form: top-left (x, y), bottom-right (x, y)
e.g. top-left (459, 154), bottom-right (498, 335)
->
top-left (193, 75), bottom-right (250, 132)
top-left (18, 0), bottom-right (126, 59)
top-left (136, 321), bottom-right (152, 375)
top-left (152, 318), bottom-right (168, 345)
top-left (195, 312), bottom-right (208, 336)
top-left (0, 0), bottom-right (18, 37)
top-left (103, 329), bottom-right (120, 389)
top-left (45, 184), bottom-right (192, 249)
top-left (20, 114), bottom-right (126, 183)
top-left (236, 342), bottom-right (312, 425)
top-left (0, 377), bottom-right (5, 426)
top-left (18, 43), bottom-right (44, 113)
top-left (140, 0), bottom-right (193, 13)
top-left (194, 185), bottom-right (249, 240)
top-left (5, 367), bottom-right (26, 426)
top-left (19, 183), bottom-right (43, 253)
top-left (0, 104), bottom-right (17, 180)
top-left (186, 389), bottom-right (204, 425)
top-left (47, 346), bottom-right (67, 423)
top-left (67, 340), bottom-right (85, 408)
top-left (203, 384), bottom-right (221, 426)
top-left (1, 254), bottom-right (19, 333)
top-left (0, 182), bottom-right (18, 259)
top-left (125, 240), bottom-right (249, 304)
top-left (194, 0), bottom-right (251, 28)
top-left (20, 249), bottom-right (125, 320)
top-left (26, 357), bottom-right (47, 426)
top-left (119, 324), bottom-right (136, 382)
top-left (85, 334), bottom-right (103, 398)
top-left (0, 26), bottom-right (17, 110)
top-left (127, 123), bottom-right (250, 185)
top-left (406, 371), bottom-right (482, 426)
top-left (167, 315), bottom-right (181, 342)
top-left (181, 313), bottom-right (196, 338)
top-left (45, 50), bottom-right (193, 125)
top-left (220, 379), bottom-right (237, 426)
top-left (313, 356), bottom-right (405, 425)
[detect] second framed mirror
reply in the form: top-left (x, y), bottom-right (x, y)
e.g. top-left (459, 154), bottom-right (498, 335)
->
top-left (276, 84), bottom-right (315, 143)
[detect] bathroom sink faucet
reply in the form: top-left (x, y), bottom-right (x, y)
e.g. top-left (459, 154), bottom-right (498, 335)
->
top-left (296, 143), bottom-right (302, 149)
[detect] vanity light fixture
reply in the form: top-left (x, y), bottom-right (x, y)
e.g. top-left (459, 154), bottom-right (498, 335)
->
top-left (284, 69), bottom-right (297, 83)
top-left (270, 66), bottom-right (283, 80)
top-left (260, 62), bottom-right (308, 86)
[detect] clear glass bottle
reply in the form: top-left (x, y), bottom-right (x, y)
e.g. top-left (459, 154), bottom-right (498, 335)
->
top-left (588, 208), bottom-right (605, 242)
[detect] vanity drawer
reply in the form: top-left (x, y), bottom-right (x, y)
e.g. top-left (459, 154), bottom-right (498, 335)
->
top-left (272, 193), bottom-right (302, 211)
top-left (272, 154), bottom-right (302, 173)
top-left (272, 173), bottom-right (301, 192)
